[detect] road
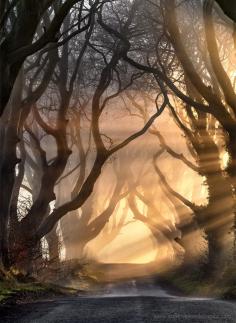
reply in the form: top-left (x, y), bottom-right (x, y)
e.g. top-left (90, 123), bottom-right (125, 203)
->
top-left (0, 280), bottom-right (235, 322)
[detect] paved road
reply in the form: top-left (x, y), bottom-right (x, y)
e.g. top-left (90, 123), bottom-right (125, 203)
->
top-left (0, 281), bottom-right (235, 322)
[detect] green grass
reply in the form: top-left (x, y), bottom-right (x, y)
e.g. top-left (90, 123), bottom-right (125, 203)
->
top-left (163, 265), bottom-right (236, 299)
top-left (0, 281), bottom-right (17, 302)
top-left (0, 280), bottom-right (77, 304)
top-left (163, 271), bottom-right (225, 298)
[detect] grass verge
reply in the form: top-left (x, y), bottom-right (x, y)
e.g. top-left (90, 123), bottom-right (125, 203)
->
top-left (161, 266), bottom-right (236, 300)
top-left (0, 280), bottom-right (77, 304)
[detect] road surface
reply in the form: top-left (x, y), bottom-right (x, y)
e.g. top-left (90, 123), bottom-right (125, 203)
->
top-left (0, 280), bottom-right (235, 322)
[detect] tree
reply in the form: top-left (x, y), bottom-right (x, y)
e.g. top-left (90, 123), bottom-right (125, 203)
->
top-left (0, 0), bottom-right (167, 274)
top-left (111, 0), bottom-right (236, 274)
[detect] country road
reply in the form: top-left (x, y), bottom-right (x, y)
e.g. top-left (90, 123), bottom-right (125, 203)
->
top-left (0, 281), bottom-right (236, 323)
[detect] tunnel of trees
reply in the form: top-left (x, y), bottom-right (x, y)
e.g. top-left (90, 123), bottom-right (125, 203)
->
top-left (0, 0), bottom-right (236, 290)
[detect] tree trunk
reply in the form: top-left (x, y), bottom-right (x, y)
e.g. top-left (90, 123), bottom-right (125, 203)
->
top-left (46, 225), bottom-right (60, 265)
top-left (61, 210), bottom-right (90, 260)
top-left (198, 154), bottom-right (234, 276)
top-left (0, 69), bottom-right (24, 270)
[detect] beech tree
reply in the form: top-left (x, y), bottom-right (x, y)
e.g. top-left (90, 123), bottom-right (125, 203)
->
top-left (0, 0), bottom-right (168, 275)
top-left (2, 0), bottom-right (235, 282)
top-left (107, 0), bottom-right (236, 275)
